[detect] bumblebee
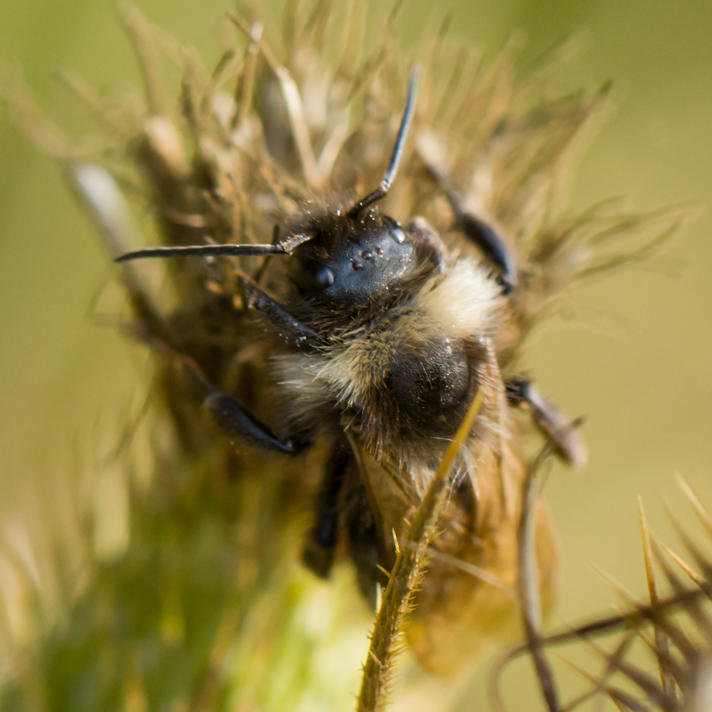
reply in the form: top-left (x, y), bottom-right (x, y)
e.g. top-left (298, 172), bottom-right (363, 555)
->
top-left (115, 70), bottom-right (584, 674)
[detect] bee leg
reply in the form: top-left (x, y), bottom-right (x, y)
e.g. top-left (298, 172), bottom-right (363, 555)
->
top-left (204, 391), bottom-right (303, 453)
top-left (454, 206), bottom-right (517, 293)
top-left (506, 378), bottom-right (587, 468)
top-left (425, 163), bottom-right (517, 291)
top-left (181, 358), bottom-right (304, 454)
top-left (302, 447), bottom-right (351, 577)
top-left (346, 486), bottom-right (389, 610)
top-left (236, 271), bottom-right (321, 348)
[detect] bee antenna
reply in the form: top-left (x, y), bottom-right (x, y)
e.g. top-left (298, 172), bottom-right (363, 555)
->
top-left (114, 232), bottom-right (314, 263)
top-left (348, 66), bottom-right (421, 218)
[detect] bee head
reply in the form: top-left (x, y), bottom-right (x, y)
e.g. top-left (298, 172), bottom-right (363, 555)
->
top-left (287, 214), bottom-right (415, 305)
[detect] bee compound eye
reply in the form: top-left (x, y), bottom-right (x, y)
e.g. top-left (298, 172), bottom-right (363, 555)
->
top-left (288, 259), bottom-right (336, 292)
top-left (315, 266), bottom-right (335, 288)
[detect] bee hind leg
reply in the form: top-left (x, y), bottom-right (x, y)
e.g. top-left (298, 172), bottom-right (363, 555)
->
top-left (506, 378), bottom-right (588, 468)
top-left (302, 447), bottom-right (351, 577)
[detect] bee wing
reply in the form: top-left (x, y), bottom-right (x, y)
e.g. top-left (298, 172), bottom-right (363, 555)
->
top-left (344, 431), bottom-right (419, 560)
top-left (404, 346), bottom-right (557, 675)
top-left (406, 438), bottom-right (558, 676)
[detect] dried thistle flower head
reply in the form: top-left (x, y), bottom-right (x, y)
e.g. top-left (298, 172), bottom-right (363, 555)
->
top-left (0, 2), bottom-right (689, 710)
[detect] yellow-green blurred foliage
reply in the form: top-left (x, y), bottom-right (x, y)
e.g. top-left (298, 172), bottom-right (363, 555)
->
top-left (1, 1), bottom-right (711, 710)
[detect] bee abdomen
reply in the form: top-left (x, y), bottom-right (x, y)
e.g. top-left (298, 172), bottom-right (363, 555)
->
top-left (382, 337), bottom-right (471, 439)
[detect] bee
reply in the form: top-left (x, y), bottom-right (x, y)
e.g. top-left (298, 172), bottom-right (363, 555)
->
top-left (114, 68), bottom-right (585, 674)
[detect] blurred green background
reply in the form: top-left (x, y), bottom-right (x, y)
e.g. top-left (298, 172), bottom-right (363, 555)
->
top-left (1, 0), bottom-right (711, 708)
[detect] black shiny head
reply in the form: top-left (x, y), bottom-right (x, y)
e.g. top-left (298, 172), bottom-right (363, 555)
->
top-left (287, 216), bottom-right (415, 306)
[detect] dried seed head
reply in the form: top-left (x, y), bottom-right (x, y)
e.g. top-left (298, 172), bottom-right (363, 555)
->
top-left (0, 2), bottom-right (691, 709)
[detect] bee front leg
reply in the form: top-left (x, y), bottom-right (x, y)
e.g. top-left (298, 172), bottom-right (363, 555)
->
top-left (506, 378), bottom-right (587, 468)
top-left (236, 271), bottom-right (322, 348)
top-left (181, 359), bottom-right (303, 454)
